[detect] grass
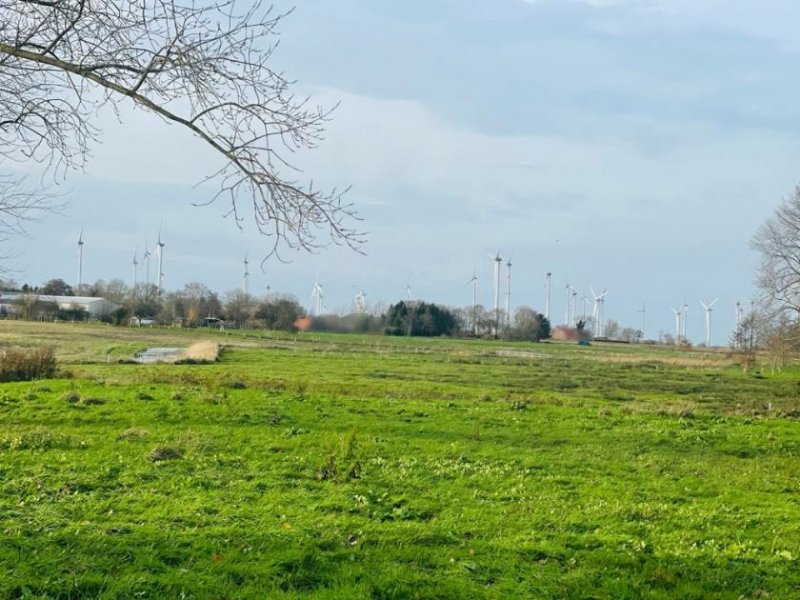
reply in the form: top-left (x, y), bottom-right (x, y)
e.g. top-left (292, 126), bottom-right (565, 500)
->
top-left (1, 320), bottom-right (799, 598)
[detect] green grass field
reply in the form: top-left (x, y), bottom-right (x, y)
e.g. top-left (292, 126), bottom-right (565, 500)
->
top-left (2, 321), bottom-right (799, 599)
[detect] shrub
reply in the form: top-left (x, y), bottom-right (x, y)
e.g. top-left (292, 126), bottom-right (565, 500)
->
top-left (0, 346), bottom-right (56, 382)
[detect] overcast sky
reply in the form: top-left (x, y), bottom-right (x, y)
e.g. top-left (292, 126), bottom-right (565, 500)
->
top-left (10, 0), bottom-right (800, 344)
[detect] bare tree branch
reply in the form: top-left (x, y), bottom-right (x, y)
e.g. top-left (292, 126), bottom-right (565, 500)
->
top-left (0, 0), bottom-right (364, 258)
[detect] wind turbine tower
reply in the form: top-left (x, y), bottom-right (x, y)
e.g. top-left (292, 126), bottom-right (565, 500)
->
top-left (132, 250), bottom-right (138, 289)
top-left (505, 257), bottom-right (513, 326)
top-left (491, 252), bottom-right (503, 336)
top-left (671, 306), bottom-right (682, 342)
top-left (311, 280), bottom-right (324, 316)
top-left (637, 302), bottom-right (646, 340)
top-left (76, 228), bottom-right (84, 294)
top-left (156, 227), bottom-right (165, 295)
top-left (680, 302), bottom-right (688, 341)
top-left (405, 284), bottom-right (413, 301)
top-left (544, 272), bottom-right (552, 321)
top-left (700, 299), bottom-right (718, 346)
top-left (143, 240), bottom-right (151, 288)
top-left (591, 287), bottom-right (608, 337)
top-left (355, 290), bottom-right (367, 313)
top-left (243, 254), bottom-right (250, 297)
top-left (571, 289), bottom-right (578, 325)
top-left (468, 272), bottom-right (478, 333)
top-left (564, 283), bottom-right (572, 325)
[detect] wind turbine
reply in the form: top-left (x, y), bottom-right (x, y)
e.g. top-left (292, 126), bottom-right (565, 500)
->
top-left (132, 250), bottom-right (139, 289)
top-left (76, 228), bottom-right (84, 294)
top-left (467, 271), bottom-right (478, 333)
top-left (735, 301), bottom-right (745, 348)
top-left (671, 306), bottom-right (682, 341)
top-left (354, 289), bottom-right (367, 313)
top-left (680, 301), bottom-right (689, 341)
top-left (143, 239), bottom-right (151, 288)
top-left (311, 279), bottom-right (324, 316)
top-left (580, 295), bottom-right (589, 321)
top-left (505, 257), bottom-right (513, 326)
top-left (636, 302), bottom-right (646, 340)
top-left (700, 299), bottom-right (718, 347)
top-left (243, 253), bottom-right (250, 297)
top-left (405, 284), bottom-right (413, 301)
top-left (491, 252), bottom-right (503, 336)
top-left (590, 287), bottom-right (608, 338)
top-left (564, 283), bottom-right (572, 325)
top-left (156, 225), bottom-right (165, 295)
top-left (571, 289), bottom-right (578, 325)
top-left (544, 272), bottom-right (552, 321)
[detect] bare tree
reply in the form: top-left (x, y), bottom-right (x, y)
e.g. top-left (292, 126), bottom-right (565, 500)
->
top-left (0, 172), bottom-right (54, 249)
top-left (751, 185), bottom-right (800, 316)
top-left (0, 0), bottom-right (362, 257)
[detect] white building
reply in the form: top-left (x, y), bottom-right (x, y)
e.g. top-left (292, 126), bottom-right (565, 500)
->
top-left (0, 292), bottom-right (118, 318)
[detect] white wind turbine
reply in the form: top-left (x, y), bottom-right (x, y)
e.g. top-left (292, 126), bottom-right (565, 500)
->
top-left (544, 272), bottom-right (552, 321)
top-left (354, 289), bottom-right (367, 313)
top-left (132, 250), bottom-right (139, 289)
top-left (564, 283), bottom-right (572, 325)
top-left (143, 239), bottom-right (151, 288)
top-left (680, 301), bottom-right (689, 341)
top-left (490, 252), bottom-right (503, 336)
top-left (571, 289), bottom-right (578, 325)
top-left (671, 306), bottom-right (682, 341)
top-left (155, 225), bottom-right (165, 295)
top-left (467, 271), bottom-right (478, 333)
top-left (76, 228), bottom-right (84, 294)
top-left (590, 287), bottom-right (608, 338)
top-left (700, 299), bottom-right (718, 346)
top-left (580, 295), bottom-right (589, 322)
top-left (311, 279), bottom-right (324, 316)
top-left (405, 284), bottom-right (413, 301)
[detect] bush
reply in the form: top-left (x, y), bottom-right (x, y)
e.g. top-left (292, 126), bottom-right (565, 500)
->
top-left (0, 346), bottom-right (56, 382)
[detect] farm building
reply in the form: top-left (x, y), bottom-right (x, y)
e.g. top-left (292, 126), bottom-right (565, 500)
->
top-left (0, 292), bottom-right (118, 318)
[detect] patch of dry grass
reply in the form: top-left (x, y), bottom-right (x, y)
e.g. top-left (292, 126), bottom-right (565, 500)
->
top-left (182, 341), bottom-right (220, 362)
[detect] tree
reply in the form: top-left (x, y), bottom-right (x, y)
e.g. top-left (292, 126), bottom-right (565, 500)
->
top-left (752, 186), bottom-right (800, 317)
top-left (604, 319), bottom-right (621, 340)
top-left (223, 289), bottom-right (255, 326)
top-left (0, 173), bottom-right (54, 263)
top-left (40, 278), bottom-right (73, 296)
top-left (0, 1), bottom-right (362, 257)
top-left (508, 306), bottom-right (550, 342)
top-left (384, 301), bottom-right (458, 337)
top-left (254, 295), bottom-right (302, 331)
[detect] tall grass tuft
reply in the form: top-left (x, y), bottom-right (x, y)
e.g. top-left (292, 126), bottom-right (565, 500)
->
top-left (317, 429), bottom-right (362, 482)
top-left (0, 346), bottom-right (56, 382)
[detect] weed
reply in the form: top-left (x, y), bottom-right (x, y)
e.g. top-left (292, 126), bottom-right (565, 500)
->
top-left (317, 428), bottom-right (362, 482)
top-left (62, 390), bottom-right (81, 404)
top-left (82, 397), bottom-right (107, 406)
top-left (147, 446), bottom-right (183, 461)
top-left (137, 391), bottom-right (155, 401)
top-left (2, 428), bottom-right (71, 450)
top-left (117, 428), bottom-right (149, 441)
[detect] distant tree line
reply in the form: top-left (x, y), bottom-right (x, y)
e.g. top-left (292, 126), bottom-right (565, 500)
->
top-left (0, 277), bottom-right (557, 341)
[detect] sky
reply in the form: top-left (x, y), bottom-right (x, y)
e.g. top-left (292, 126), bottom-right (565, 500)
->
top-left (8, 0), bottom-right (800, 344)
